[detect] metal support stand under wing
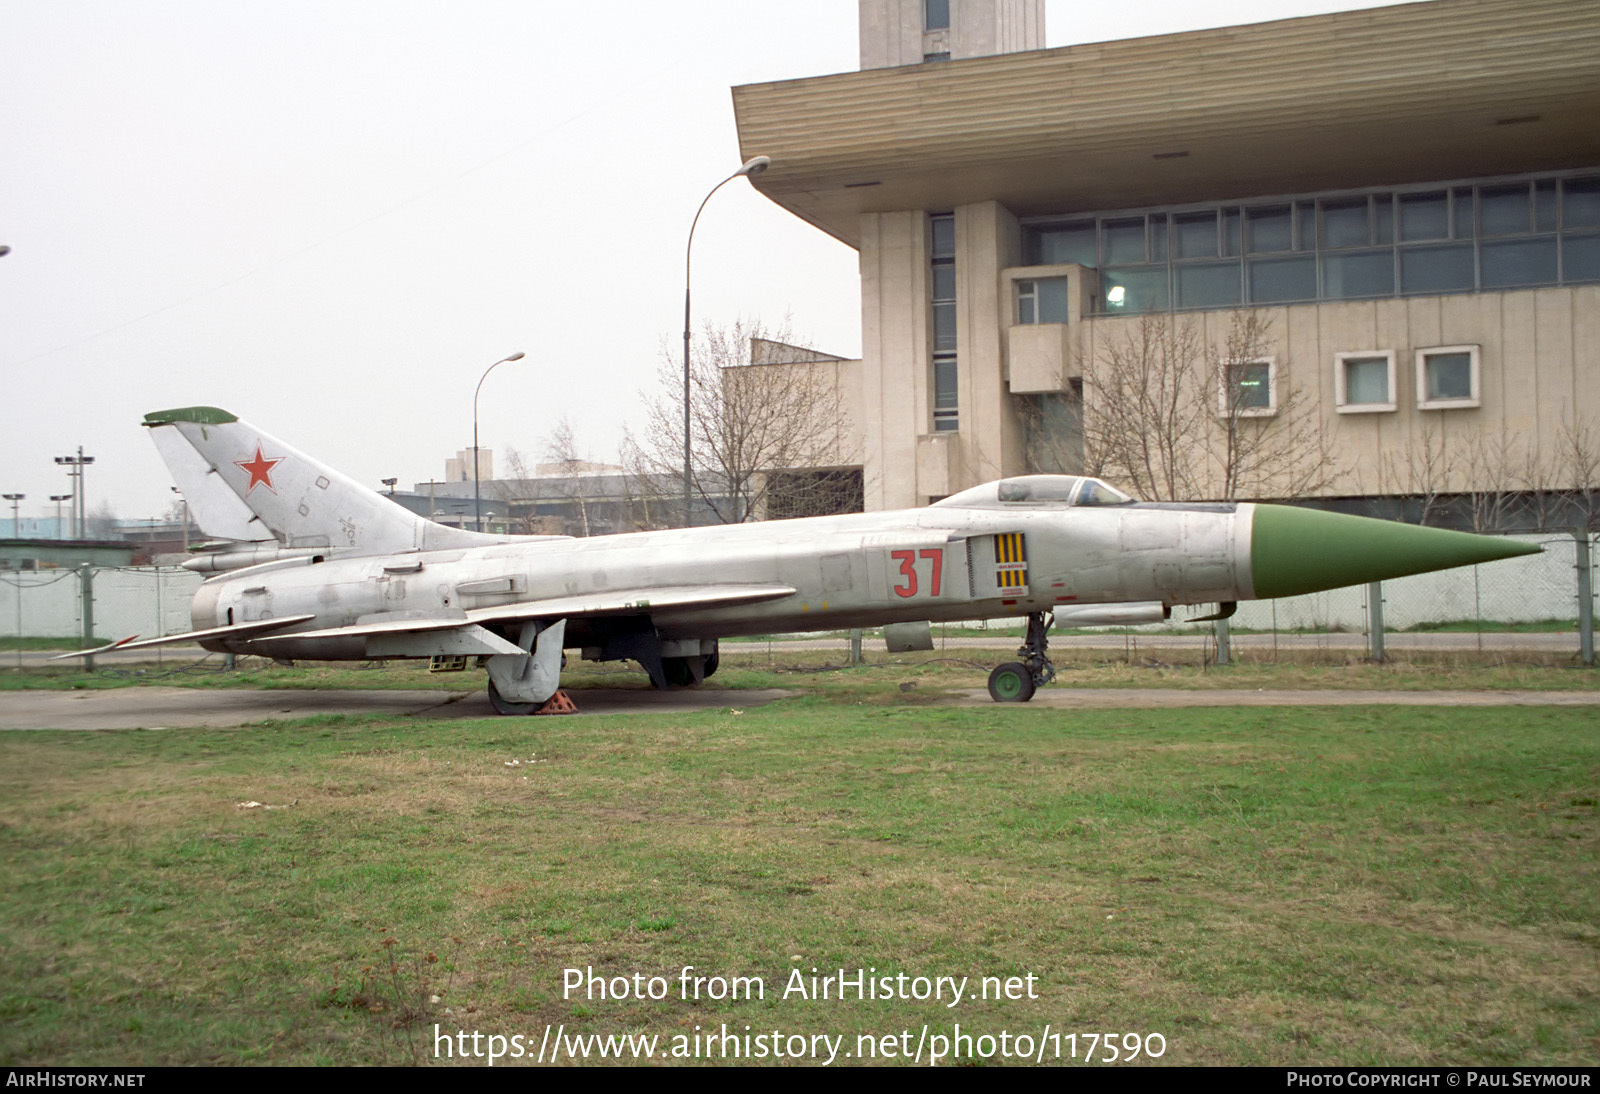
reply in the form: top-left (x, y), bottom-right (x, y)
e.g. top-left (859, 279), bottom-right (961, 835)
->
top-left (485, 619), bottom-right (571, 715)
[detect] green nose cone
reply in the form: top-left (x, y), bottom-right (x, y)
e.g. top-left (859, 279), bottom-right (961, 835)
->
top-left (1251, 505), bottom-right (1541, 600)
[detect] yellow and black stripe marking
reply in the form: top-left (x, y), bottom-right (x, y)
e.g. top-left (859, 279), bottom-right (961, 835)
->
top-left (995, 532), bottom-right (1028, 589)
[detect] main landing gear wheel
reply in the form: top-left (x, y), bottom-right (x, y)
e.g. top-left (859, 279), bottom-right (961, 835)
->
top-left (488, 681), bottom-right (580, 716)
top-left (987, 662), bottom-right (1035, 702)
top-left (662, 657), bottom-right (697, 687)
top-left (986, 611), bottom-right (1057, 703)
top-left (488, 680), bottom-right (537, 716)
top-left (662, 643), bottom-right (718, 687)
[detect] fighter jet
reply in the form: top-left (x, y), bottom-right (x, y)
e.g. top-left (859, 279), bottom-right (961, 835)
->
top-left (61, 407), bottom-right (1539, 709)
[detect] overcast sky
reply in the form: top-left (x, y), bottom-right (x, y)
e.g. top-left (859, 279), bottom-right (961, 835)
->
top-left (0, 0), bottom-right (1404, 523)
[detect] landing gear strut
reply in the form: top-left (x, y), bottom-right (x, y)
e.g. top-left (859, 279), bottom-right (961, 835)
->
top-left (987, 611), bottom-right (1056, 703)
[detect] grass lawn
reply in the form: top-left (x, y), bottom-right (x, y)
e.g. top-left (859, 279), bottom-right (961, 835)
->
top-left (1, 690), bottom-right (1595, 1066)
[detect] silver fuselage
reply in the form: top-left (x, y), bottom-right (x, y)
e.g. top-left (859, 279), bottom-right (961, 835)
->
top-left (192, 501), bottom-right (1254, 660)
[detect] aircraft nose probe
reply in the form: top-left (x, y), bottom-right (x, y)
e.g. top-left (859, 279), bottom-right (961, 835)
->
top-left (1247, 505), bottom-right (1542, 599)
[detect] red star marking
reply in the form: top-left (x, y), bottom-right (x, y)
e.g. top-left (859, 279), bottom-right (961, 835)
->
top-left (235, 443), bottom-right (284, 494)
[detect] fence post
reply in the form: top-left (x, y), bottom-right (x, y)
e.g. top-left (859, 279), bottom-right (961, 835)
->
top-left (1215, 614), bottom-right (1231, 665)
top-left (1577, 530), bottom-right (1594, 668)
top-left (78, 564), bottom-right (95, 672)
top-left (1367, 580), bottom-right (1385, 662)
top-left (11, 569), bottom-right (21, 670)
top-left (849, 628), bottom-right (862, 666)
top-left (155, 566), bottom-right (163, 667)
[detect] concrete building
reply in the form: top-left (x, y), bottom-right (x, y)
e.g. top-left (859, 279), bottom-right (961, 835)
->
top-left (733, 0), bottom-right (1600, 526)
top-left (443, 448), bottom-right (493, 486)
top-left (859, 0), bottom-right (1043, 69)
top-left (0, 539), bottom-right (135, 572)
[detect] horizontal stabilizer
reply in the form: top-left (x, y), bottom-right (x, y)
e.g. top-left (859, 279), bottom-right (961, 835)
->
top-left (249, 611), bottom-right (474, 644)
top-left (244, 614), bottom-right (527, 658)
top-left (49, 614), bottom-right (318, 660)
top-left (244, 609), bottom-right (506, 654)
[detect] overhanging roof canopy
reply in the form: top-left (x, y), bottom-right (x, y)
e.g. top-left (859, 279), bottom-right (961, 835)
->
top-left (732, 0), bottom-right (1600, 248)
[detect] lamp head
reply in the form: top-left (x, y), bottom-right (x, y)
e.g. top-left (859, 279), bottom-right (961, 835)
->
top-left (737, 155), bottom-right (771, 178)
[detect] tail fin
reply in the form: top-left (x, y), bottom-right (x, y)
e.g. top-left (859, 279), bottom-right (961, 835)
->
top-left (143, 406), bottom-right (535, 555)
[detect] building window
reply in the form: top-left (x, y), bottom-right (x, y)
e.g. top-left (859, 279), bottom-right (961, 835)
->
top-left (1101, 267), bottom-right (1167, 313)
top-left (930, 213), bottom-right (958, 431)
top-left (1416, 345), bottom-right (1480, 409)
top-left (1219, 358), bottom-right (1277, 417)
top-left (1021, 169), bottom-right (1600, 315)
top-left (1017, 277), bottom-right (1071, 324)
top-left (1335, 351), bottom-right (1397, 413)
top-left (922, 52), bottom-right (951, 62)
top-left (924, 0), bottom-right (950, 31)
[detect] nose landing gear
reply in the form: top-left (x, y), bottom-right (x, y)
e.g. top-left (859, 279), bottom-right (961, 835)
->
top-left (987, 611), bottom-right (1056, 703)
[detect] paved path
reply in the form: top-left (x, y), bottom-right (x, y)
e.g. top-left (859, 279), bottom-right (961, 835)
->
top-left (4, 629), bottom-right (1585, 671)
top-left (3, 684), bottom-right (1596, 730)
top-left (750, 632), bottom-right (1581, 653)
top-left (0, 687), bottom-right (794, 730)
top-left (951, 688), bottom-right (1600, 709)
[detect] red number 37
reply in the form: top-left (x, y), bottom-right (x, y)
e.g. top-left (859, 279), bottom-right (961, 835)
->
top-left (891, 548), bottom-right (944, 599)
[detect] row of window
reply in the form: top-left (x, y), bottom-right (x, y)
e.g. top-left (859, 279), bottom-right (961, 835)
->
top-left (931, 213), bottom-right (959, 431)
top-left (1023, 172), bottom-right (1600, 314)
top-left (1224, 345), bottom-right (1481, 419)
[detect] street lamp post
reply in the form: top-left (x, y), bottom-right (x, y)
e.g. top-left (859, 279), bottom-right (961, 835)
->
top-left (54, 449), bottom-right (94, 539)
top-left (51, 495), bottom-right (72, 539)
top-left (2, 494), bottom-right (22, 538)
top-left (473, 352), bottom-right (525, 533)
top-left (682, 155), bottom-right (770, 528)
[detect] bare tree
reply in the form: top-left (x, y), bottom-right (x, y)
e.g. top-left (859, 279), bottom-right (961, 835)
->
top-left (1553, 414), bottom-right (1600, 530)
top-left (83, 500), bottom-right (118, 539)
top-left (1209, 312), bottom-right (1342, 501)
top-left (1014, 383), bottom-right (1090, 477)
top-left (1079, 315), bottom-right (1208, 500)
top-left (1377, 411), bottom-right (1600, 532)
top-left (543, 416), bottom-right (593, 537)
top-left (1074, 311), bottom-right (1343, 502)
top-left (1380, 419), bottom-right (1452, 526)
top-left (1456, 427), bottom-right (1527, 532)
top-left (625, 318), bottom-right (859, 524)
top-left (494, 447), bottom-right (549, 535)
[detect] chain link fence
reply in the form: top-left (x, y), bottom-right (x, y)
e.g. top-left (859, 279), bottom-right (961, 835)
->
top-left (2, 565), bottom-right (203, 665)
top-left (745, 532), bottom-right (1598, 669)
top-left (2, 534), bottom-right (1594, 669)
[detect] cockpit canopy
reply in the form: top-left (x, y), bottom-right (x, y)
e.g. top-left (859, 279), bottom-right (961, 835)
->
top-left (933, 475), bottom-right (1135, 510)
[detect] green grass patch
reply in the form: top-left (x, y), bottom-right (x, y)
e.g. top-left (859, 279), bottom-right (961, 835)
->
top-left (1398, 618), bottom-right (1581, 634)
top-left (2, 698), bottom-right (1596, 1065)
top-left (0, 636), bottom-right (116, 651)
